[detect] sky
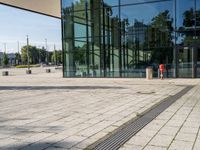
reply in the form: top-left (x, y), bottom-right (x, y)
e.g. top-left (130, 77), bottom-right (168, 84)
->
top-left (0, 0), bottom-right (195, 53)
top-left (0, 4), bottom-right (62, 53)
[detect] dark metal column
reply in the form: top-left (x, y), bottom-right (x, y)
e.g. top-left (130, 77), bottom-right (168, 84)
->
top-left (118, 0), bottom-right (122, 77)
top-left (85, 1), bottom-right (90, 76)
top-left (192, 47), bottom-right (197, 78)
top-left (174, 0), bottom-right (178, 78)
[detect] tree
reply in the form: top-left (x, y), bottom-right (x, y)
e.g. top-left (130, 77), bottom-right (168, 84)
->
top-left (15, 52), bottom-right (21, 65)
top-left (57, 50), bottom-right (63, 64)
top-left (2, 52), bottom-right (9, 66)
top-left (183, 8), bottom-right (195, 27)
top-left (180, 9), bottom-right (200, 45)
top-left (21, 45), bottom-right (40, 64)
top-left (147, 10), bottom-right (174, 64)
top-left (51, 50), bottom-right (57, 65)
top-left (74, 46), bottom-right (86, 64)
top-left (51, 50), bottom-right (62, 65)
top-left (38, 47), bottom-right (48, 64)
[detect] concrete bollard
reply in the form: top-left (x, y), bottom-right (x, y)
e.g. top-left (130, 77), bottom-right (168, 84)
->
top-left (46, 69), bottom-right (51, 73)
top-left (146, 67), bottom-right (153, 80)
top-left (26, 70), bottom-right (32, 74)
top-left (2, 71), bottom-right (9, 76)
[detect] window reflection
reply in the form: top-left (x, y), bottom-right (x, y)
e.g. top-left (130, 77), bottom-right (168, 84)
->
top-left (121, 1), bottom-right (174, 75)
top-left (62, 0), bottom-right (200, 78)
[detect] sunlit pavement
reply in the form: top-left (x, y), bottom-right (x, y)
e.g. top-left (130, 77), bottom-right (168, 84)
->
top-left (119, 85), bottom-right (200, 150)
top-left (0, 69), bottom-right (199, 150)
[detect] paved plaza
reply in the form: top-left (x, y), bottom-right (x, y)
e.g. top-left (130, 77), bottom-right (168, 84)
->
top-left (0, 68), bottom-right (199, 150)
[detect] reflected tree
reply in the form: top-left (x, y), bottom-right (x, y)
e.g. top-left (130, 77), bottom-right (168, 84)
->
top-left (148, 10), bottom-right (173, 64)
top-left (179, 8), bottom-right (200, 45)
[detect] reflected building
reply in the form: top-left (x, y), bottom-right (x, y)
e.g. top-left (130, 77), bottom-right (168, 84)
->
top-left (62, 0), bottom-right (200, 78)
top-left (127, 20), bottom-right (149, 68)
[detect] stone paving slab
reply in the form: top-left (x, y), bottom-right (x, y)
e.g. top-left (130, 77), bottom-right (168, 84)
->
top-left (120, 85), bottom-right (200, 150)
top-left (0, 70), bottom-right (200, 150)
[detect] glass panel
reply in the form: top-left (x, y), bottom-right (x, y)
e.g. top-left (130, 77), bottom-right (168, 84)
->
top-left (103, 0), bottom-right (119, 6)
top-left (62, 0), bottom-right (200, 78)
top-left (120, 0), bottom-right (158, 5)
top-left (196, 0), bottom-right (200, 77)
top-left (176, 0), bottom-right (195, 46)
top-left (178, 47), bottom-right (193, 78)
top-left (196, 0), bottom-right (200, 45)
top-left (197, 47), bottom-right (200, 77)
top-left (176, 0), bottom-right (195, 78)
top-left (120, 0), bottom-right (174, 77)
top-left (62, 0), bottom-right (86, 11)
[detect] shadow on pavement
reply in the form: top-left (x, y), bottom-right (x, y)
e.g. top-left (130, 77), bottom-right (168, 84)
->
top-left (3, 141), bottom-right (76, 150)
top-left (0, 86), bottom-right (124, 91)
top-left (0, 124), bottom-right (74, 149)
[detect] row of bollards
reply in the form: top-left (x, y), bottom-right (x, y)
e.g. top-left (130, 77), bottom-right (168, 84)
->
top-left (2, 71), bottom-right (9, 76)
top-left (146, 64), bottom-right (165, 80)
top-left (2, 69), bottom-right (51, 76)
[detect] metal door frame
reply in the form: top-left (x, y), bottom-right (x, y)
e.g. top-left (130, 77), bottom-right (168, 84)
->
top-left (177, 45), bottom-right (199, 78)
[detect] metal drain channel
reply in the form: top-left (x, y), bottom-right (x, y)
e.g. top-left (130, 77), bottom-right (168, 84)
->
top-left (86, 86), bottom-right (193, 150)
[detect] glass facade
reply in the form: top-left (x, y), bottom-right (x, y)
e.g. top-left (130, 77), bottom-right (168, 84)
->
top-left (61, 0), bottom-right (200, 78)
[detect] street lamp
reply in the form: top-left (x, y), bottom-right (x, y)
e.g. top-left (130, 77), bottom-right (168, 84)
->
top-left (54, 44), bottom-right (57, 65)
top-left (26, 35), bottom-right (31, 74)
top-left (17, 41), bottom-right (20, 54)
top-left (38, 45), bottom-right (41, 64)
top-left (2, 43), bottom-right (9, 76)
top-left (3, 43), bottom-right (6, 53)
top-left (17, 41), bottom-right (20, 65)
top-left (45, 38), bottom-right (48, 65)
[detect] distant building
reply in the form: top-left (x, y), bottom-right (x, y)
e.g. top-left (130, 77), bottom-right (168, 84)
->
top-left (0, 52), bottom-right (16, 66)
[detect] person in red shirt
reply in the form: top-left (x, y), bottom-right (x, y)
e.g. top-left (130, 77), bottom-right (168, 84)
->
top-left (159, 64), bottom-right (165, 79)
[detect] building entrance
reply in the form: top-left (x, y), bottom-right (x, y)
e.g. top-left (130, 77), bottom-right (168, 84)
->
top-left (178, 46), bottom-right (200, 78)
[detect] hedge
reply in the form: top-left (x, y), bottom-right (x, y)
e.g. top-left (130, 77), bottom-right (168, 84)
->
top-left (15, 64), bottom-right (40, 68)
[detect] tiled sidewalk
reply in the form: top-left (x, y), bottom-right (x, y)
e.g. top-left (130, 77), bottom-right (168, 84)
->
top-left (120, 85), bottom-right (200, 150)
top-left (0, 71), bottom-right (200, 150)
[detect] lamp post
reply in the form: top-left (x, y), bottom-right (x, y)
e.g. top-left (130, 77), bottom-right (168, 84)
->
top-left (38, 45), bottom-right (41, 64)
top-left (17, 41), bottom-right (20, 65)
top-left (26, 35), bottom-right (31, 74)
top-left (17, 41), bottom-right (20, 54)
top-left (45, 38), bottom-right (48, 65)
top-left (3, 43), bottom-right (6, 53)
top-left (2, 43), bottom-right (9, 75)
top-left (54, 44), bottom-right (57, 65)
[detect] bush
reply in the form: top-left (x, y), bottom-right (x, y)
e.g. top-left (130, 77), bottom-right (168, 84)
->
top-left (15, 64), bottom-right (40, 68)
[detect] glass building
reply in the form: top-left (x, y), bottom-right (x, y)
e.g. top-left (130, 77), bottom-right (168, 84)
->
top-left (61, 0), bottom-right (200, 78)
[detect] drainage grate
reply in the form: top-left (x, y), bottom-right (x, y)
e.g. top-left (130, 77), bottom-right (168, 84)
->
top-left (137, 91), bottom-right (155, 94)
top-left (85, 86), bottom-right (193, 150)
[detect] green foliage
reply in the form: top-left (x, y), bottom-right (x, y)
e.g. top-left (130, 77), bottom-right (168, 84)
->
top-left (38, 47), bottom-right (48, 63)
top-left (15, 64), bottom-right (40, 68)
top-left (2, 52), bottom-right (9, 66)
top-left (148, 10), bottom-right (173, 64)
top-left (74, 46), bottom-right (86, 64)
top-left (21, 45), bottom-right (51, 64)
top-left (51, 50), bottom-right (62, 65)
top-left (181, 9), bottom-right (200, 46)
top-left (21, 45), bottom-right (40, 64)
top-left (183, 8), bottom-right (195, 27)
top-left (15, 52), bottom-right (21, 65)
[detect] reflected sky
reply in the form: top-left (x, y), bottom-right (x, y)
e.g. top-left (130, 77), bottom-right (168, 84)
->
top-left (0, 4), bottom-right (61, 53)
top-left (121, 1), bottom-right (173, 25)
top-left (62, 0), bottom-right (197, 28)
